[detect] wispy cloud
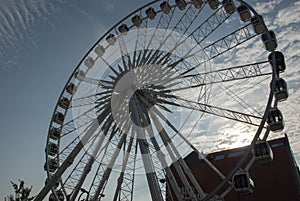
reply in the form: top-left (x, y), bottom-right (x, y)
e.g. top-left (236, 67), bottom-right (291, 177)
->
top-left (254, 0), bottom-right (284, 16)
top-left (0, 0), bottom-right (57, 71)
top-left (276, 1), bottom-right (300, 27)
top-left (265, 1), bottom-right (300, 161)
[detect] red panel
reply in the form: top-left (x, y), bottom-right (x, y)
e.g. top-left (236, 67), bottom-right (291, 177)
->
top-left (168, 136), bottom-right (300, 201)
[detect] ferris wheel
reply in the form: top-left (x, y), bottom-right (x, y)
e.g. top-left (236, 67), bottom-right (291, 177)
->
top-left (36, 0), bottom-right (288, 200)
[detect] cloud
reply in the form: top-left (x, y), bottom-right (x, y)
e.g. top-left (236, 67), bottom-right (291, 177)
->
top-left (103, 0), bottom-right (115, 12)
top-left (276, 1), bottom-right (300, 27)
top-left (267, 1), bottom-right (300, 158)
top-left (0, 0), bottom-right (57, 71)
top-left (254, 0), bottom-right (284, 16)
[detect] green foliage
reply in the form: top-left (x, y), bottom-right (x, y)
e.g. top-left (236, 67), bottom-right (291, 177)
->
top-left (5, 180), bottom-right (34, 201)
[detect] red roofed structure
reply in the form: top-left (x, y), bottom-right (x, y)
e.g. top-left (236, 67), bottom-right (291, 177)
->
top-left (168, 135), bottom-right (300, 201)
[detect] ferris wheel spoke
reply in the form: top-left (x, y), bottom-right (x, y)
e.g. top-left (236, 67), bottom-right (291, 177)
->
top-left (94, 97), bottom-right (111, 108)
top-left (150, 109), bottom-right (231, 188)
top-left (95, 101), bottom-right (111, 115)
top-left (96, 89), bottom-right (113, 97)
top-left (128, 99), bottom-right (166, 201)
top-left (117, 33), bottom-right (132, 70)
top-left (135, 49), bottom-right (152, 66)
top-left (189, 5), bottom-right (231, 47)
top-left (113, 122), bottom-right (145, 200)
top-left (117, 142), bottom-right (138, 201)
top-left (156, 5), bottom-right (232, 72)
top-left (170, 97), bottom-right (262, 126)
top-left (172, 4), bottom-right (202, 35)
top-left (147, 49), bottom-right (167, 65)
top-left (88, 125), bottom-right (136, 200)
top-left (70, 95), bottom-right (97, 108)
top-left (68, 128), bottom-right (109, 200)
top-left (75, 74), bottom-right (113, 88)
top-left (149, 112), bottom-right (206, 199)
top-left (58, 136), bottom-right (86, 165)
top-left (134, 134), bottom-right (164, 201)
top-left (136, 91), bottom-right (178, 112)
top-left (217, 76), bottom-right (271, 117)
top-left (91, 133), bottom-right (127, 200)
top-left (133, 20), bottom-right (148, 67)
top-left (87, 158), bottom-right (105, 198)
top-left (164, 61), bottom-right (271, 92)
top-left (95, 93), bottom-right (112, 104)
top-left (60, 107), bottom-right (96, 137)
top-left (112, 133), bottom-right (135, 201)
top-left (60, 104), bottom-right (110, 140)
top-left (144, 7), bottom-right (174, 52)
top-left (149, 4), bottom-right (202, 55)
top-left (143, 88), bottom-right (177, 100)
top-left (98, 55), bottom-right (122, 77)
top-left (184, 61), bottom-right (271, 86)
top-left (61, 153), bottom-right (90, 192)
top-left (146, 124), bottom-right (185, 200)
top-left (182, 23), bottom-right (256, 76)
top-left (133, 96), bottom-right (183, 200)
top-left (135, 49), bottom-right (162, 67)
top-left (61, 135), bottom-right (98, 192)
top-left (135, 48), bottom-right (170, 68)
top-left (86, 124), bottom-right (122, 197)
top-left (156, 52), bottom-right (172, 66)
top-left (102, 116), bottom-right (116, 136)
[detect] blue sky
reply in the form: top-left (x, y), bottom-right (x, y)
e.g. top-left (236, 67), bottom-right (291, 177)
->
top-left (0, 0), bottom-right (299, 199)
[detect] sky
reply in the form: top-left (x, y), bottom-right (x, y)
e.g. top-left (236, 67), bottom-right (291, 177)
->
top-left (0, 0), bottom-right (299, 200)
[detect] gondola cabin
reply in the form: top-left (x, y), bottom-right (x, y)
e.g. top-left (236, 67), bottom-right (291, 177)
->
top-left (251, 15), bottom-right (265, 34)
top-left (191, 0), bottom-right (203, 9)
top-left (47, 142), bottom-right (58, 156)
top-left (146, 7), bottom-right (156, 20)
top-left (53, 112), bottom-right (64, 125)
top-left (268, 51), bottom-right (286, 73)
top-left (106, 34), bottom-right (117, 46)
top-left (267, 108), bottom-right (284, 132)
top-left (58, 97), bottom-right (70, 110)
top-left (118, 24), bottom-right (129, 34)
top-left (66, 83), bottom-right (77, 95)
top-left (56, 191), bottom-right (64, 201)
top-left (160, 1), bottom-right (171, 14)
top-left (222, 0), bottom-right (236, 14)
top-left (253, 141), bottom-right (273, 164)
top-left (84, 56), bottom-right (94, 68)
top-left (208, 0), bottom-right (219, 10)
top-left (49, 127), bottom-right (60, 140)
top-left (95, 44), bottom-right (105, 57)
top-left (274, 78), bottom-right (289, 101)
top-left (232, 171), bottom-right (254, 194)
top-left (49, 190), bottom-right (64, 201)
top-left (75, 70), bottom-right (85, 82)
top-left (131, 15), bottom-right (142, 27)
top-left (44, 159), bottom-right (58, 173)
top-left (176, 0), bottom-right (187, 10)
top-left (261, 30), bottom-right (278, 51)
top-left (237, 5), bottom-right (251, 22)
